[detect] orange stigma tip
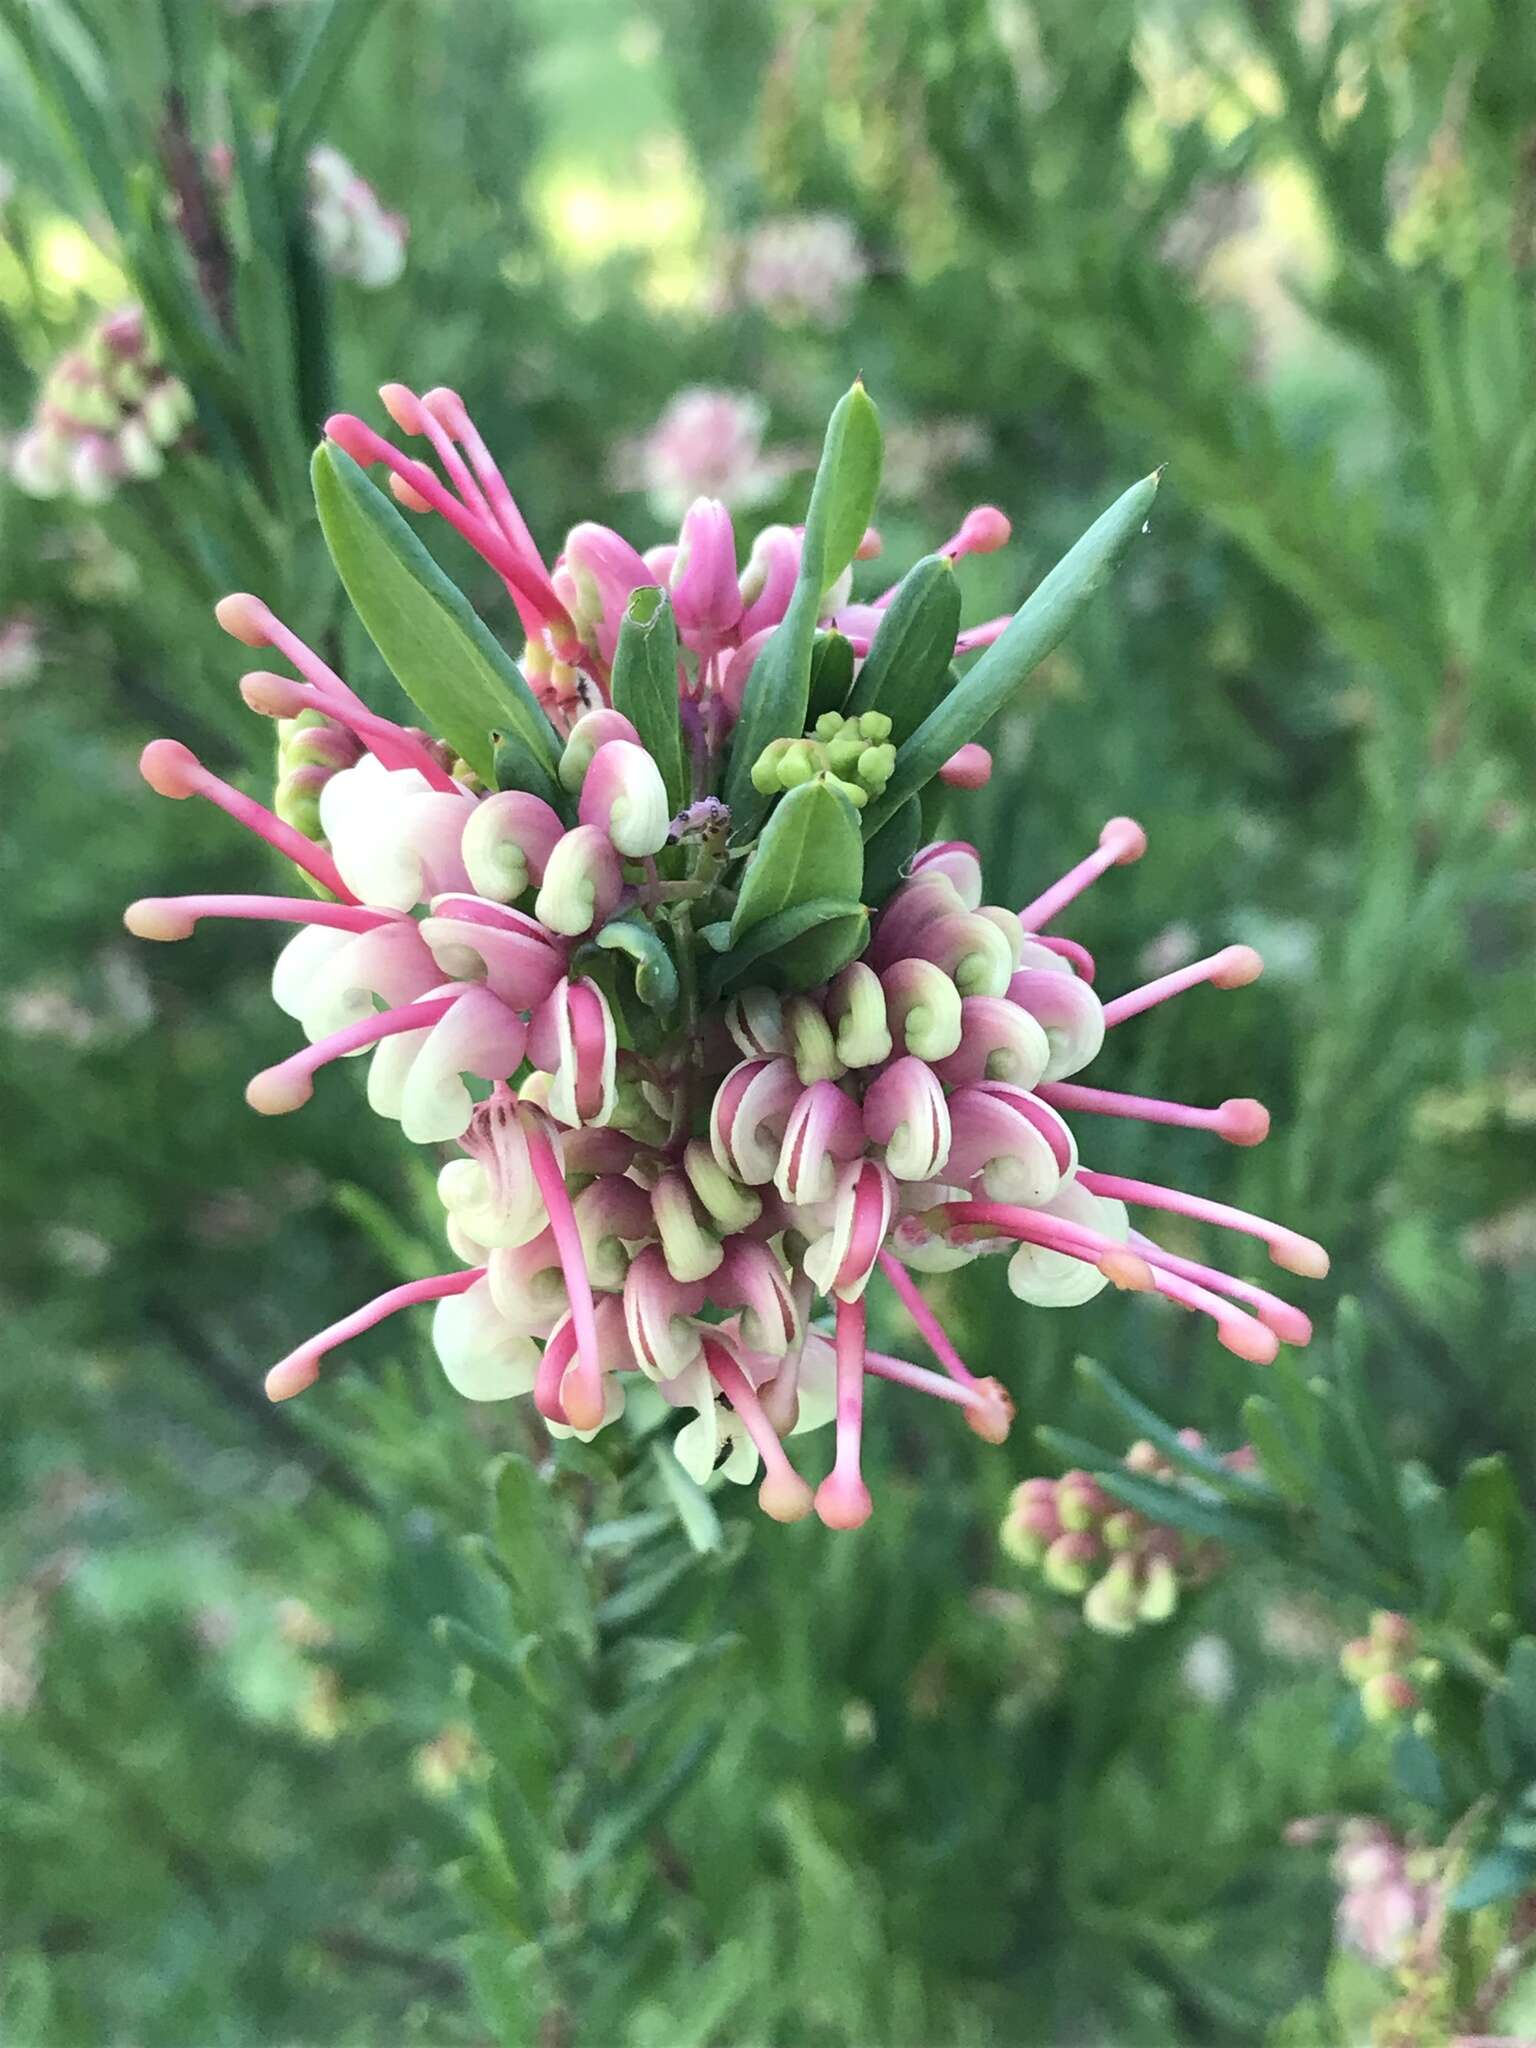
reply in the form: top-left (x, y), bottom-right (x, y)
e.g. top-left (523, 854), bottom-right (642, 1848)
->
top-left (241, 670), bottom-right (307, 717)
top-left (389, 472), bottom-right (433, 514)
top-left (961, 506), bottom-right (1011, 552)
top-left (758, 1472), bottom-right (815, 1523)
top-left (965, 1377), bottom-right (1015, 1444)
top-left (378, 382), bottom-right (423, 434)
top-left (139, 739), bottom-right (201, 798)
top-left (1100, 816), bottom-right (1147, 863)
top-left (213, 592), bottom-right (271, 646)
top-left (124, 899), bottom-right (194, 941)
top-left (1220, 1319), bottom-right (1280, 1366)
top-left (813, 1475), bottom-right (873, 1530)
top-left (1100, 1250), bottom-right (1154, 1292)
top-left (854, 526), bottom-right (883, 560)
top-left (1271, 1234), bottom-right (1331, 1280)
top-left (558, 1369), bottom-right (607, 1434)
top-left (265, 1354), bottom-right (319, 1402)
top-left (1213, 944), bottom-right (1264, 989)
top-left (1217, 1097), bottom-right (1271, 1146)
top-left (245, 1067), bottom-right (313, 1116)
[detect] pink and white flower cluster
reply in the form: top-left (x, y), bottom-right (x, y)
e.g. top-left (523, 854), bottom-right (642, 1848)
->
top-left (306, 145), bottom-right (408, 291)
top-left (127, 376), bottom-right (1327, 1529)
top-left (10, 307), bottom-right (194, 504)
top-left (730, 213), bottom-right (869, 329)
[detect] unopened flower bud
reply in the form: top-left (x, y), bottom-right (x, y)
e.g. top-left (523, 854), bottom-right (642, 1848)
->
top-left (578, 738), bottom-right (670, 857)
top-left (534, 824), bottom-right (623, 936)
top-left (558, 706), bottom-right (641, 791)
top-left (880, 959), bottom-right (963, 1061)
top-left (651, 1171), bottom-right (724, 1283)
top-left (1042, 1530), bottom-right (1099, 1594)
top-left (1360, 1671), bottom-right (1418, 1723)
top-left (1083, 1558), bottom-right (1142, 1635)
top-left (462, 790), bottom-right (565, 901)
top-left (683, 1138), bottom-right (762, 1234)
top-left (825, 961), bottom-right (891, 1069)
top-left (785, 995), bottom-right (844, 1083)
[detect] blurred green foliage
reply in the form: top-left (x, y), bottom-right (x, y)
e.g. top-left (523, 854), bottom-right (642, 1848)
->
top-left (1, 0), bottom-right (1533, 2041)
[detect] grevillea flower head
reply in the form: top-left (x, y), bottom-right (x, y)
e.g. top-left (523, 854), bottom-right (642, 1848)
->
top-left (127, 373), bottom-right (1327, 1530)
top-left (10, 306), bottom-right (194, 503)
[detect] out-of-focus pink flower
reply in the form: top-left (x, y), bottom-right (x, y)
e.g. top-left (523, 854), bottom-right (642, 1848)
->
top-left (307, 145), bottom-right (408, 290)
top-left (9, 307), bottom-right (193, 504)
top-left (614, 388), bottom-right (797, 521)
top-left (734, 213), bottom-right (868, 328)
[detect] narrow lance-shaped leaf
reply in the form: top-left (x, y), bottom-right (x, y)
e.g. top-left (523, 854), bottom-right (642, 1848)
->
top-left (312, 443), bottom-right (562, 793)
top-left (274, 0), bottom-right (385, 178)
top-left (723, 380), bottom-right (882, 833)
top-left (862, 471), bottom-right (1161, 837)
top-left (862, 797), bottom-right (921, 906)
top-left (610, 586), bottom-right (689, 814)
top-left (844, 554), bottom-right (960, 740)
top-left (1075, 1358), bottom-right (1273, 1502)
top-left (805, 630), bottom-right (856, 721)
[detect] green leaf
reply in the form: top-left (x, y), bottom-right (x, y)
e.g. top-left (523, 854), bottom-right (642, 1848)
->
top-left (862, 471), bottom-right (1160, 835)
top-left (227, 93), bottom-right (309, 520)
top-left (1502, 1638), bottom-right (1536, 1757)
top-left (649, 1443), bottom-right (724, 1553)
top-left (844, 555), bottom-right (961, 742)
top-left (610, 587), bottom-right (689, 814)
top-left (274, 0), bottom-right (385, 178)
top-left (432, 1614), bottom-right (531, 1696)
top-left (1241, 1394), bottom-right (1315, 1506)
top-left (1452, 1847), bottom-right (1536, 1912)
top-left (570, 1729), bottom-right (719, 1883)
top-left (862, 797), bottom-right (921, 906)
top-left (1391, 1728), bottom-right (1447, 1812)
top-left (1098, 1469), bottom-right (1269, 1547)
top-left (312, 443), bottom-right (561, 791)
top-left (722, 381), bottom-right (882, 835)
top-left (587, 917), bottom-right (679, 1015)
top-left (806, 630), bottom-right (857, 721)
top-left (705, 898), bottom-right (869, 997)
top-left (1075, 1359), bottom-right (1273, 1501)
top-left (813, 378), bottom-right (883, 599)
top-left (731, 777), bottom-right (863, 938)
top-left (490, 1454), bottom-right (594, 1655)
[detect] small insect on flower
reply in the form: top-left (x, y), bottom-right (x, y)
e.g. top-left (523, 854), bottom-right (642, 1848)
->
top-left (127, 375), bottom-right (1327, 1529)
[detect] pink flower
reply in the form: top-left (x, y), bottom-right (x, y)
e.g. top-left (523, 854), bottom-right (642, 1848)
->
top-left (616, 387), bottom-right (793, 521)
top-left (127, 377), bottom-right (1328, 1530)
top-left (734, 214), bottom-right (868, 329)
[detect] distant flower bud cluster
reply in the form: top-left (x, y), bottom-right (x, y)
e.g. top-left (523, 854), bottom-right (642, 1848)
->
top-left (10, 307), bottom-right (194, 504)
top-left (1003, 1435), bottom-right (1256, 1631)
top-left (1341, 1610), bottom-right (1423, 1723)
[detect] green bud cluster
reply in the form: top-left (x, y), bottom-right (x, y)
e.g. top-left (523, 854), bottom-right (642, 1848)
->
top-left (1002, 1436), bottom-right (1250, 1635)
top-left (273, 710), bottom-right (365, 841)
top-left (750, 709), bottom-right (897, 811)
top-left (1339, 1610), bottom-right (1427, 1726)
